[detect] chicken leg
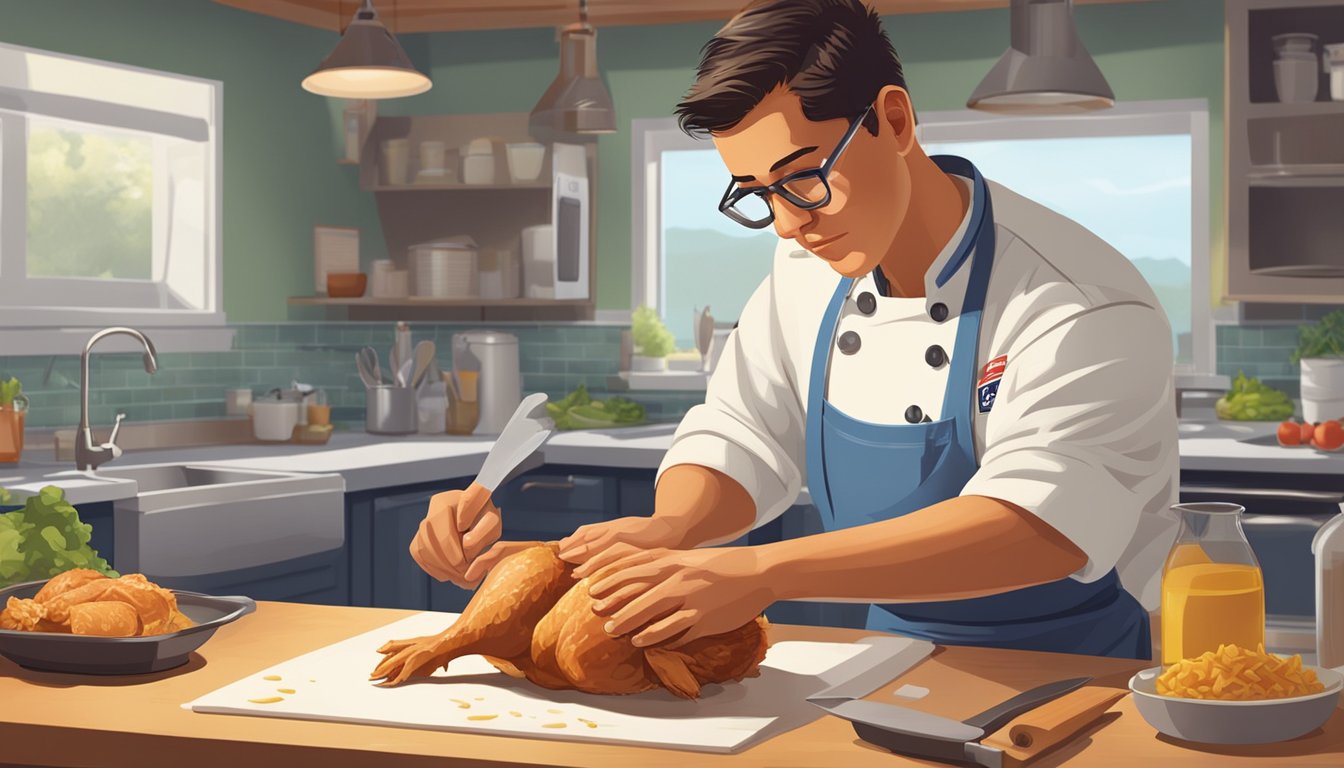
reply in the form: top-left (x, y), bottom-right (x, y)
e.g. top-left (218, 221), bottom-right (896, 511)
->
top-left (371, 542), bottom-right (770, 699)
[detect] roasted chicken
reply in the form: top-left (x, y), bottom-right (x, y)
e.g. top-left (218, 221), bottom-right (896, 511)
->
top-left (370, 543), bottom-right (770, 699)
top-left (0, 569), bottom-right (195, 637)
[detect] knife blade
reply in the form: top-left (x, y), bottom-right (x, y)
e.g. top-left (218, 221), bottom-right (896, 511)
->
top-left (818, 676), bottom-right (1092, 768)
top-left (806, 636), bottom-right (935, 707)
top-left (475, 392), bottom-right (553, 491)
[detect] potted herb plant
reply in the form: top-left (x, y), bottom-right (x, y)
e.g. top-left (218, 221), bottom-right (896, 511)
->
top-left (630, 306), bottom-right (676, 372)
top-left (0, 377), bottom-right (28, 464)
top-left (1292, 309), bottom-right (1344, 423)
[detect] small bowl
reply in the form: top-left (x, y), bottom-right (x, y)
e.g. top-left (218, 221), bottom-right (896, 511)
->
top-left (326, 272), bottom-right (367, 298)
top-left (1129, 665), bottom-right (1343, 744)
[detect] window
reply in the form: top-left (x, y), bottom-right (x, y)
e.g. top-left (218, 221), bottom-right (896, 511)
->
top-left (916, 100), bottom-right (1211, 374)
top-left (633, 100), bottom-right (1211, 374)
top-left (0, 42), bottom-right (223, 348)
top-left (632, 119), bottom-right (773, 349)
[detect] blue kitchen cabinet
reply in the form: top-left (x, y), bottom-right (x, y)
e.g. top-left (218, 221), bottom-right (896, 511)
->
top-left (347, 466), bottom-right (657, 613)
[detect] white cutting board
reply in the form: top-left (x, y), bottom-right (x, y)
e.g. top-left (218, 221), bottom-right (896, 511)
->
top-left (185, 611), bottom-right (926, 754)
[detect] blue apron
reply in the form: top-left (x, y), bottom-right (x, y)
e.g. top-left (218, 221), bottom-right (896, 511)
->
top-left (802, 155), bottom-right (1150, 660)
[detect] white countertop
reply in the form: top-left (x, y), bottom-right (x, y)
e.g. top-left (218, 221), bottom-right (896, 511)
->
top-left (5, 418), bottom-right (1338, 507)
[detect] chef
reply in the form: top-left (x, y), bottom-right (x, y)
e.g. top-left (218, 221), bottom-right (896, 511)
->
top-left (414, 0), bottom-right (1179, 660)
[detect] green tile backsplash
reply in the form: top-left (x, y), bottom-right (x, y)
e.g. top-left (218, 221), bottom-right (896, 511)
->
top-left (1216, 324), bottom-right (1303, 397)
top-left (0, 323), bottom-right (694, 431)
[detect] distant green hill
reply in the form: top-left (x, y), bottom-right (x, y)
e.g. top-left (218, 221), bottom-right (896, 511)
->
top-left (663, 227), bottom-right (777, 347)
top-left (660, 229), bottom-right (1193, 361)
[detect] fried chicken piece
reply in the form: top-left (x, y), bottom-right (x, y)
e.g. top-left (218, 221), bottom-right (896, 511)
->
top-left (33, 568), bottom-right (108, 604)
top-left (1, 571), bottom-right (181, 636)
top-left (70, 601), bottom-right (140, 637)
top-left (371, 543), bottom-right (770, 699)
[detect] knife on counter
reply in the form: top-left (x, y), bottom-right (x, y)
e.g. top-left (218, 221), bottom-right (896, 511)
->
top-left (455, 392), bottom-right (554, 533)
top-left (811, 675), bottom-right (1114, 768)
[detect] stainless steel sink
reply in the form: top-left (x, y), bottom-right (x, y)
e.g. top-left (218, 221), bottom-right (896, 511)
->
top-left (101, 463), bottom-right (345, 579)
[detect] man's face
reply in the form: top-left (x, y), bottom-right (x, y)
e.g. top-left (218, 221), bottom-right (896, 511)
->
top-left (712, 87), bottom-right (911, 278)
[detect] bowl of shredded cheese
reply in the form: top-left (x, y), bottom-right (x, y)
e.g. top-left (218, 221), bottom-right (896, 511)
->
top-left (1129, 644), bottom-right (1342, 744)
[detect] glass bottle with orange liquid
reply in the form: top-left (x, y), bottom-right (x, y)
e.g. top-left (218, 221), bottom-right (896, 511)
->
top-left (1161, 502), bottom-right (1265, 666)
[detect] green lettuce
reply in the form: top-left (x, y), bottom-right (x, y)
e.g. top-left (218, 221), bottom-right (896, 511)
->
top-left (547, 385), bottom-right (647, 430)
top-left (0, 485), bottom-right (117, 587)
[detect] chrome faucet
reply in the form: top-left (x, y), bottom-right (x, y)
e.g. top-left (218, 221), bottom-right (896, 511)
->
top-left (77, 327), bottom-right (158, 472)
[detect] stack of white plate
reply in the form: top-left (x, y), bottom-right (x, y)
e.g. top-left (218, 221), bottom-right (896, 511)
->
top-left (411, 239), bottom-right (478, 298)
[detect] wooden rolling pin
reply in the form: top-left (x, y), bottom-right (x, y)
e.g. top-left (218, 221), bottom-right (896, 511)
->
top-left (979, 686), bottom-right (1126, 766)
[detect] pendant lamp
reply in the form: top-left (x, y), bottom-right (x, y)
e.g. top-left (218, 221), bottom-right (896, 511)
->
top-left (302, 0), bottom-right (431, 99)
top-left (967, 0), bottom-right (1114, 113)
top-left (529, 0), bottom-right (616, 134)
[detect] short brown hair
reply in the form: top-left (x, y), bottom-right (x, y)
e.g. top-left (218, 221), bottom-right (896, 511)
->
top-left (675, 0), bottom-right (906, 137)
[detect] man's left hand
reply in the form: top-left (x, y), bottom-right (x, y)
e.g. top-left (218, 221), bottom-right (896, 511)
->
top-left (581, 546), bottom-right (776, 648)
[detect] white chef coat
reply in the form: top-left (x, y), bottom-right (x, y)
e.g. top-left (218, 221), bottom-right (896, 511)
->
top-left (657, 175), bottom-right (1181, 610)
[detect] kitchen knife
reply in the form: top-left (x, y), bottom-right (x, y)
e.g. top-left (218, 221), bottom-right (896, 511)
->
top-left (817, 676), bottom-right (1090, 768)
top-left (456, 392), bottom-right (554, 533)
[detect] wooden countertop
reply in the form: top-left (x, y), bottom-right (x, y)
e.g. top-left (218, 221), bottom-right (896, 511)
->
top-left (0, 601), bottom-right (1340, 768)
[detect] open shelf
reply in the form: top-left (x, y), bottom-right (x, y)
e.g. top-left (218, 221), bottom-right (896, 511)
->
top-left (1247, 101), bottom-right (1344, 118)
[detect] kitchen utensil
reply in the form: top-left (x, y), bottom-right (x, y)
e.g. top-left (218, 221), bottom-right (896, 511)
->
top-left (396, 358), bottom-right (414, 388)
top-left (454, 392), bottom-right (553, 524)
top-left (357, 347), bottom-right (381, 387)
top-left (0, 580), bottom-right (255, 675)
top-left (462, 137), bottom-right (496, 185)
top-left (1129, 664), bottom-right (1342, 744)
top-left (417, 381), bottom-right (448, 434)
top-left (1315, 510), bottom-right (1344, 668)
top-left (1273, 32), bottom-right (1319, 55)
top-left (252, 399), bottom-right (300, 442)
top-left (410, 340), bottom-right (436, 389)
top-left (1326, 43), bottom-right (1344, 101)
top-left (381, 138), bottom-right (409, 185)
top-left (505, 141), bottom-right (546, 182)
top-left (521, 223), bottom-right (555, 299)
top-left (411, 239), bottom-right (478, 298)
top-left (325, 272), bottom-right (366, 298)
top-left (695, 306), bottom-right (715, 372)
top-left (452, 330), bottom-right (521, 435)
top-left (186, 613), bottom-right (928, 754)
top-left (389, 348), bottom-right (403, 389)
top-left (313, 225), bottom-right (359, 295)
top-left (395, 320), bottom-right (411, 371)
top-left (1161, 502), bottom-right (1263, 666)
top-left (1275, 56), bottom-right (1320, 103)
top-left (444, 372), bottom-right (479, 436)
top-left (816, 676), bottom-right (1090, 767)
top-left (365, 384), bottom-right (417, 435)
top-left (225, 388), bottom-right (252, 417)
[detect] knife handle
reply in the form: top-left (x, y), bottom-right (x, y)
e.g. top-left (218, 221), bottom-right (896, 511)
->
top-left (980, 686), bottom-right (1125, 766)
top-left (962, 676), bottom-right (1090, 734)
top-left (457, 482), bottom-right (493, 533)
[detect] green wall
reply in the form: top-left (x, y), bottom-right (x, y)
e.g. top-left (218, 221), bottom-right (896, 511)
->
top-left (2, 0), bottom-right (1225, 317)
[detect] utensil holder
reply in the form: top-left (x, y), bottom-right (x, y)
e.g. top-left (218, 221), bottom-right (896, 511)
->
top-left (366, 385), bottom-right (417, 435)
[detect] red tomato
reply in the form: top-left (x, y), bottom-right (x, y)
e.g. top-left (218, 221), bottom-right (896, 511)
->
top-left (1315, 420), bottom-right (1344, 452)
top-left (1303, 422), bottom-right (1317, 445)
top-left (1278, 421), bottom-right (1302, 446)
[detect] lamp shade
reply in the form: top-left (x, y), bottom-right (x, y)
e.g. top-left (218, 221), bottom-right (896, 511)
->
top-left (302, 1), bottom-right (430, 99)
top-left (530, 23), bottom-right (616, 135)
top-left (967, 0), bottom-right (1113, 113)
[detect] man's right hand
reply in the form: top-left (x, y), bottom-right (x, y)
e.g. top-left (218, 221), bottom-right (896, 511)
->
top-left (409, 486), bottom-right (501, 589)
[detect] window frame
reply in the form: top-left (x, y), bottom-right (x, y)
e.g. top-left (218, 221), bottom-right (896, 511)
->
top-left (0, 42), bottom-right (226, 352)
top-left (914, 98), bottom-right (1213, 377)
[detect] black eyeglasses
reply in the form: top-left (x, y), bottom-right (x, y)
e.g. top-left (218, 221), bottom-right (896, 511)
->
top-left (718, 105), bottom-right (872, 229)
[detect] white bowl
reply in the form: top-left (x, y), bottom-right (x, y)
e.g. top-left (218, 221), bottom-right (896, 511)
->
top-left (1129, 664), bottom-right (1342, 744)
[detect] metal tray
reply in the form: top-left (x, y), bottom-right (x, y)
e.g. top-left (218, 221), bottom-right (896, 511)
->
top-left (0, 579), bottom-right (256, 675)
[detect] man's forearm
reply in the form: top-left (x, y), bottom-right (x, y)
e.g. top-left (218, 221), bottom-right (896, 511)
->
top-left (654, 464), bottom-right (757, 548)
top-left (759, 495), bottom-right (1089, 603)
